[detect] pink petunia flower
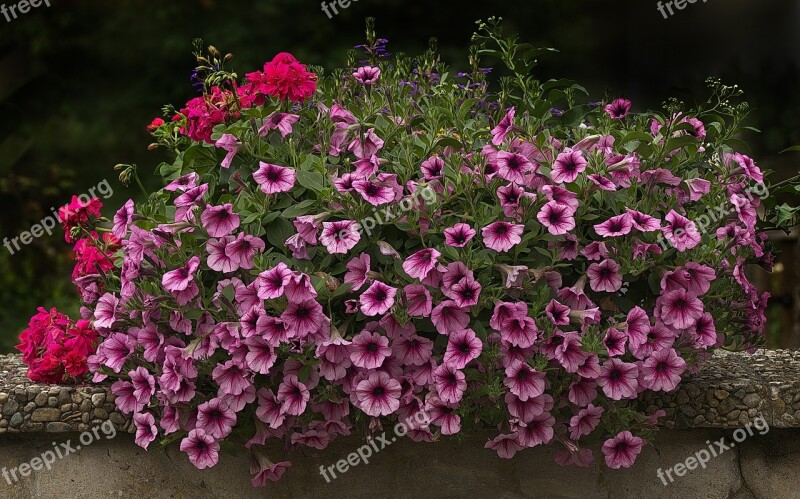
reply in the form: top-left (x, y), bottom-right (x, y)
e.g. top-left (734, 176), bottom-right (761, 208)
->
top-left (445, 277), bottom-right (482, 309)
top-left (250, 454), bottom-right (292, 487)
top-left (162, 256), bottom-right (201, 292)
top-left (426, 395), bottom-right (461, 435)
top-left (420, 156), bottom-right (444, 180)
top-left (277, 374), bottom-right (310, 416)
top-left (684, 262), bottom-right (716, 296)
top-left (604, 98), bottom-right (631, 119)
top-left (433, 363), bottom-right (467, 404)
top-left (603, 327), bottom-right (628, 357)
top-left (443, 328), bottom-right (483, 369)
top-left (594, 213), bottom-right (633, 237)
top-left (129, 366), bottom-right (156, 407)
top-left (281, 299), bottom-right (325, 338)
top-left (94, 293), bottom-right (121, 330)
top-left (641, 347), bottom-right (686, 392)
top-left (349, 128), bottom-right (384, 159)
top-left (662, 210), bottom-right (701, 252)
top-left (587, 259), bottom-right (622, 293)
top-left (253, 162), bottom-right (296, 194)
top-left (496, 151), bottom-right (534, 184)
top-left (444, 223), bottom-right (477, 247)
top-left (244, 336), bottom-right (277, 374)
top-left (431, 300), bottom-right (470, 335)
top-left (201, 204), bottom-right (240, 238)
top-left (515, 412), bottom-right (555, 448)
top-left (626, 208), bottom-right (661, 232)
top-left (602, 431), bottom-right (644, 469)
top-left (569, 404), bottom-right (604, 440)
top-left (293, 214), bottom-right (325, 244)
top-left (537, 201), bottom-right (576, 235)
top-left (258, 112), bottom-right (300, 138)
top-left (133, 412), bottom-right (158, 450)
top-left (359, 281), bottom-right (397, 316)
top-left (402, 248), bottom-right (441, 280)
top-left (504, 361), bottom-right (546, 401)
top-left (180, 428), bottom-right (220, 469)
top-left (226, 233), bottom-right (264, 269)
top-left (196, 398), bottom-right (237, 439)
top-left (165, 172), bottom-right (199, 192)
top-left (541, 185), bottom-right (579, 212)
top-left (344, 253), bottom-right (371, 291)
top-left (212, 360), bottom-right (252, 396)
top-left (349, 330), bottom-right (391, 369)
top-left (588, 174), bottom-right (616, 191)
top-left (112, 199), bottom-right (135, 239)
top-left (320, 220), bottom-right (361, 254)
top-left (551, 148), bottom-right (587, 183)
top-left (255, 389), bottom-right (286, 429)
top-left (482, 221), bottom-right (524, 253)
top-left (499, 315), bottom-right (539, 348)
top-left (404, 284), bottom-right (433, 317)
top-left (285, 271), bottom-right (318, 302)
top-left (256, 262), bottom-right (293, 299)
top-left (353, 66), bottom-right (381, 85)
top-left (597, 358), bottom-right (639, 400)
top-left (352, 179), bottom-right (396, 206)
top-left (214, 133), bottom-right (241, 169)
top-left (658, 289), bottom-right (704, 329)
top-left (491, 107), bottom-right (515, 145)
top-left (485, 433), bottom-right (524, 459)
top-left (206, 237), bottom-right (237, 273)
top-left (355, 371), bottom-right (401, 417)
top-left (393, 333), bottom-right (433, 367)
top-left (545, 299), bottom-right (570, 326)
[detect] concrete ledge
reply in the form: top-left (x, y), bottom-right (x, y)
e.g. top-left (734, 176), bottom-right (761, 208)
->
top-left (0, 429), bottom-right (794, 498)
top-left (0, 351), bottom-right (799, 498)
top-left (2, 350), bottom-right (799, 434)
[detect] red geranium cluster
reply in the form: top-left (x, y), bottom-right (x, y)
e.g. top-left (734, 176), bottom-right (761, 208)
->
top-left (17, 308), bottom-right (98, 383)
top-left (58, 195), bottom-right (103, 243)
top-left (72, 232), bottom-right (120, 281)
top-left (238, 52), bottom-right (317, 106)
top-left (180, 86), bottom-right (241, 143)
top-left (169, 53), bottom-right (316, 143)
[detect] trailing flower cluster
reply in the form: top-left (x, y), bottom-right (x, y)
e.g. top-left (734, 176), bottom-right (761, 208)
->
top-left (17, 196), bottom-right (114, 383)
top-left (18, 308), bottom-right (98, 383)
top-left (21, 20), bottom-right (780, 486)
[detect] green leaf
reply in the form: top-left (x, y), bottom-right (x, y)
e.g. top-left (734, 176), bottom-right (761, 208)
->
top-left (664, 135), bottom-right (699, 152)
top-left (780, 145), bottom-right (800, 154)
top-left (775, 203), bottom-right (800, 227)
top-left (264, 217), bottom-right (294, 248)
top-left (295, 170), bottom-right (325, 194)
top-left (282, 199), bottom-right (317, 218)
top-left (559, 105), bottom-right (591, 127)
top-left (182, 144), bottom-right (218, 170)
top-left (435, 137), bottom-right (462, 150)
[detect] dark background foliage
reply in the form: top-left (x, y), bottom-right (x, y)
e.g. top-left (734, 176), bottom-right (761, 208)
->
top-left (1, 0), bottom-right (798, 350)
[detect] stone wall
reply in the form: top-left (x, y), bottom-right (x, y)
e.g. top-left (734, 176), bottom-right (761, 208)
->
top-left (0, 351), bottom-right (799, 498)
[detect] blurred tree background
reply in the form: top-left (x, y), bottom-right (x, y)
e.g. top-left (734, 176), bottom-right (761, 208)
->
top-left (0, 0), bottom-right (798, 351)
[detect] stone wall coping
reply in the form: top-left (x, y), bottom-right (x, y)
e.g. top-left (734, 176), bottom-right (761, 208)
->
top-left (1, 349), bottom-right (798, 434)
